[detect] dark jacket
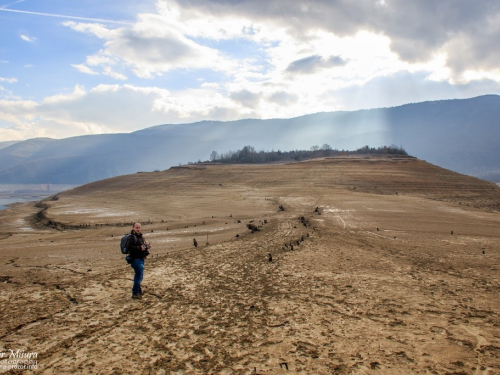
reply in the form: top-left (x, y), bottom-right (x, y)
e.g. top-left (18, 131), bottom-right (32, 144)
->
top-left (127, 230), bottom-right (147, 259)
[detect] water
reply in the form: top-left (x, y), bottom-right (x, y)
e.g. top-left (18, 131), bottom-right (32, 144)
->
top-left (0, 197), bottom-right (38, 209)
top-left (0, 184), bottom-right (78, 210)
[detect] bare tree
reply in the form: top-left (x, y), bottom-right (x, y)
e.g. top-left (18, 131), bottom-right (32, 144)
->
top-left (310, 145), bottom-right (319, 158)
top-left (321, 143), bottom-right (332, 150)
top-left (209, 151), bottom-right (219, 161)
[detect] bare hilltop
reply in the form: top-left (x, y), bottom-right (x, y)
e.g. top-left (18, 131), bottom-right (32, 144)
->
top-left (1, 155), bottom-right (500, 374)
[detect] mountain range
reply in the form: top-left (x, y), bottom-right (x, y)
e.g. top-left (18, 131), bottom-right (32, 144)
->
top-left (0, 94), bottom-right (499, 184)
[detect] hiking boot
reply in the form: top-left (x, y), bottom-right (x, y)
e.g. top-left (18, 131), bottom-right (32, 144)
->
top-left (131, 294), bottom-right (142, 299)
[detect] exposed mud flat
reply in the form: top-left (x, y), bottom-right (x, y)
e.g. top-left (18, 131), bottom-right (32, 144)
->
top-left (1, 156), bottom-right (500, 374)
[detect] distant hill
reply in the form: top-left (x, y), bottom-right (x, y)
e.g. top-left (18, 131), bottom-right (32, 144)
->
top-left (0, 95), bottom-right (499, 184)
top-left (0, 141), bottom-right (19, 150)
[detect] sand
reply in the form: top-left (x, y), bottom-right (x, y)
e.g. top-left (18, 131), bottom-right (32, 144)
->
top-left (0, 156), bottom-right (499, 374)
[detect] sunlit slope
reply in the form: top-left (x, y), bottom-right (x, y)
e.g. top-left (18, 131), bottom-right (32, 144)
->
top-left (43, 156), bottom-right (500, 227)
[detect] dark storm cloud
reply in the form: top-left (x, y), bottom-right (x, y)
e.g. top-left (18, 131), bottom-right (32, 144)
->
top-left (174, 0), bottom-right (500, 78)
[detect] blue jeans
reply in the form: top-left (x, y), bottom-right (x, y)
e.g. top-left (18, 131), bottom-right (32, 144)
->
top-left (130, 258), bottom-right (144, 296)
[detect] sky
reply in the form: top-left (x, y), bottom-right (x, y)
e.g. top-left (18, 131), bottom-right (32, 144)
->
top-left (1, 0), bottom-right (500, 141)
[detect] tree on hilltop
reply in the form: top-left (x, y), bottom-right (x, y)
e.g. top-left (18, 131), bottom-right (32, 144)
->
top-left (187, 144), bottom-right (408, 165)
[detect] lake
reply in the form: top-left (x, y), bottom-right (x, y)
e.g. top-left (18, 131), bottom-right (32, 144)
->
top-left (0, 184), bottom-right (78, 210)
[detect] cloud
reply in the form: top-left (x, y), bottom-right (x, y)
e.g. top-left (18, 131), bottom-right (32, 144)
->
top-left (171, 0), bottom-right (500, 83)
top-left (103, 67), bottom-right (128, 80)
top-left (286, 55), bottom-right (347, 74)
top-left (0, 77), bottom-right (18, 84)
top-left (64, 14), bottom-right (235, 79)
top-left (286, 55), bottom-right (322, 74)
top-left (71, 64), bottom-right (99, 75)
top-left (2, 71), bottom-right (499, 142)
top-left (229, 89), bottom-right (260, 108)
top-left (0, 83), bottom-right (247, 140)
top-left (267, 91), bottom-right (299, 106)
top-left (62, 22), bottom-right (114, 39)
top-left (3, 0), bottom-right (499, 142)
top-left (76, 51), bottom-right (127, 80)
top-left (20, 34), bottom-right (36, 42)
top-left (0, 78), bottom-right (20, 101)
top-left (65, 0), bottom-right (486, 101)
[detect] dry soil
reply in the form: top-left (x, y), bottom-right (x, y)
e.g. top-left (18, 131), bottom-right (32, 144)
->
top-left (1, 156), bottom-right (500, 374)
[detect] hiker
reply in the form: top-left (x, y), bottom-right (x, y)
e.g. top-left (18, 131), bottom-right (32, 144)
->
top-left (127, 222), bottom-right (151, 299)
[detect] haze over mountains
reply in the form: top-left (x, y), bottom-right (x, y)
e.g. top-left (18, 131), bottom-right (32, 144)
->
top-left (0, 95), bottom-right (499, 184)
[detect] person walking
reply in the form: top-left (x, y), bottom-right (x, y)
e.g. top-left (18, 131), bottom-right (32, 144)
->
top-left (127, 222), bottom-right (151, 299)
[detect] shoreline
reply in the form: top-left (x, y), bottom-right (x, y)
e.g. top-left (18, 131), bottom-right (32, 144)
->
top-left (0, 184), bottom-right (78, 210)
top-left (0, 195), bottom-right (49, 210)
